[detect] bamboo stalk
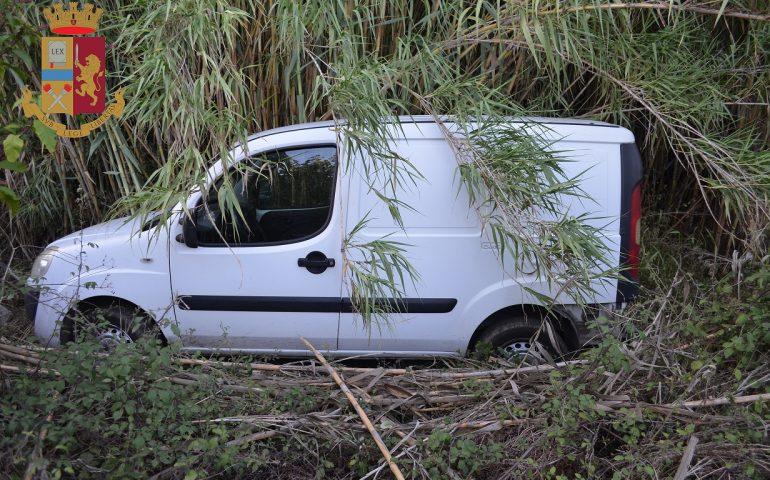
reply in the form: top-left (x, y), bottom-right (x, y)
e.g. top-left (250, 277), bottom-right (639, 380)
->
top-left (176, 356), bottom-right (409, 376)
top-left (300, 337), bottom-right (405, 480)
top-left (0, 348), bottom-right (42, 365)
top-left (537, 2), bottom-right (770, 22)
top-left (22, 410), bottom-right (54, 480)
top-left (0, 343), bottom-right (582, 379)
top-left (673, 435), bottom-right (699, 480)
top-left (226, 429), bottom-right (279, 447)
top-left (666, 393), bottom-right (770, 409)
top-left (0, 363), bottom-right (60, 376)
top-left (0, 343), bottom-right (41, 358)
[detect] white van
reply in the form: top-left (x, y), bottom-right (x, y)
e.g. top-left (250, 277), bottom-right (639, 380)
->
top-left (26, 117), bottom-right (642, 358)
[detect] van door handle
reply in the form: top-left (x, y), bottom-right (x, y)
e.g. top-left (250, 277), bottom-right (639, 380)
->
top-left (298, 251), bottom-right (335, 274)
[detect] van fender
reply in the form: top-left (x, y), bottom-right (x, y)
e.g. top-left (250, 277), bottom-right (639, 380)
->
top-left (35, 267), bottom-right (176, 346)
top-left (456, 278), bottom-right (579, 355)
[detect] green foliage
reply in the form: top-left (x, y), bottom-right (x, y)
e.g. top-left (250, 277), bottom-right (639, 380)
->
top-left (0, 0), bottom-right (43, 218)
top-left (423, 429), bottom-right (504, 477)
top-left (470, 339), bottom-right (495, 361)
top-left (2, 238), bottom-right (770, 478)
top-left (457, 122), bottom-right (617, 305)
top-left (0, 338), bottom-right (240, 478)
top-left (682, 265), bottom-right (770, 376)
top-left (343, 216), bottom-right (421, 331)
top-left (0, 185), bottom-right (21, 215)
top-left (460, 377), bottom-right (495, 398)
top-left (1, 132), bottom-right (27, 215)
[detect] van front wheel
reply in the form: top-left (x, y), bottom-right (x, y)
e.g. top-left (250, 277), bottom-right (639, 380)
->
top-left (474, 316), bottom-right (568, 365)
top-left (62, 302), bottom-right (155, 350)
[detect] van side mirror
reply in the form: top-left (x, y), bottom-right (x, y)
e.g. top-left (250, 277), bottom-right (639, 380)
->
top-left (181, 212), bottom-right (199, 248)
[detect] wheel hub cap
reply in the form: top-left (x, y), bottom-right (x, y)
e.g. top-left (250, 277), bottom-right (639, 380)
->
top-left (95, 326), bottom-right (133, 350)
top-left (501, 339), bottom-right (550, 365)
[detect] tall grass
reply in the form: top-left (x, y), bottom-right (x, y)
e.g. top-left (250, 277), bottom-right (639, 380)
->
top-left (2, 0), bottom-right (768, 258)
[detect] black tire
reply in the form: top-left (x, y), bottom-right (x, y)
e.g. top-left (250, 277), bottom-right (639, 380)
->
top-left (61, 302), bottom-right (157, 348)
top-left (474, 315), bottom-right (569, 364)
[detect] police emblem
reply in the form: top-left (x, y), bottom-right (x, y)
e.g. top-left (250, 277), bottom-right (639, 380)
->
top-left (20, 2), bottom-right (124, 138)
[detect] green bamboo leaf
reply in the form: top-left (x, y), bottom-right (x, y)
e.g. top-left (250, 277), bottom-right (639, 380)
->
top-left (519, 16), bottom-right (539, 67)
top-left (88, 131), bottom-right (108, 159)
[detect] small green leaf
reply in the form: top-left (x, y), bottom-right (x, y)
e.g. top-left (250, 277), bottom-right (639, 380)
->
top-left (34, 120), bottom-right (58, 154)
top-left (132, 435), bottom-right (146, 449)
top-left (3, 134), bottom-right (24, 163)
top-left (690, 360), bottom-right (703, 371)
top-left (0, 160), bottom-right (28, 173)
top-left (644, 465), bottom-right (655, 475)
top-left (0, 185), bottom-right (20, 214)
top-left (2, 122), bottom-right (22, 134)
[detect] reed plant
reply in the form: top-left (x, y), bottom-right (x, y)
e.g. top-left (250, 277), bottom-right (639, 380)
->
top-left (1, 0), bottom-right (768, 325)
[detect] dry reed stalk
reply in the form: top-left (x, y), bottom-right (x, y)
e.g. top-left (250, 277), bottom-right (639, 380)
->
top-left (0, 343), bottom-right (41, 358)
top-left (300, 336), bottom-right (405, 480)
top-left (0, 363), bottom-right (60, 376)
top-left (673, 435), bottom-right (700, 480)
top-left (0, 348), bottom-right (42, 365)
top-left (537, 2), bottom-right (770, 21)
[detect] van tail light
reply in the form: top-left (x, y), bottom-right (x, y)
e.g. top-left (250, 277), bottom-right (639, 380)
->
top-left (628, 183), bottom-right (642, 280)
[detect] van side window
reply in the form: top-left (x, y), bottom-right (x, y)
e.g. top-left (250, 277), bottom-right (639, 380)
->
top-left (195, 146), bottom-right (337, 246)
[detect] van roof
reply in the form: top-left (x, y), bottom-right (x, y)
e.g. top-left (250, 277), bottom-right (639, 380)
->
top-left (246, 115), bottom-right (620, 142)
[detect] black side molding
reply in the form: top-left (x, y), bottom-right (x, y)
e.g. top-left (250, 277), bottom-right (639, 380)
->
top-left (177, 296), bottom-right (340, 313)
top-left (341, 297), bottom-right (457, 314)
top-left (176, 296), bottom-right (457, 314)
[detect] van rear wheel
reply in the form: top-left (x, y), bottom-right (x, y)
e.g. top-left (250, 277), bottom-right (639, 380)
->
top-left (475, 316), bottom-right (568, 365)
top-left (62, 302), bottom-right (156, 350)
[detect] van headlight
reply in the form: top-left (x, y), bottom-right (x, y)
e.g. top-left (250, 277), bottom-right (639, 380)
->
top-left (30, 246), bottom-right (59, 279)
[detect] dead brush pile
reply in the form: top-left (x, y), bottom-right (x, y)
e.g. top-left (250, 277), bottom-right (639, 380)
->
top-left (1, 245), bottom-right (770, 479)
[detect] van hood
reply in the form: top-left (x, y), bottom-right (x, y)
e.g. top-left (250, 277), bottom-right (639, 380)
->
top-left (44, 213), bottom-right (168, 280)
top-left (51, 216), bottom-right (138, 246)
top-left (49, 213), bottom-right (166, 251)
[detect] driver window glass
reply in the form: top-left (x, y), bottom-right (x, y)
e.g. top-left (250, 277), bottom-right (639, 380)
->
top-left (195, 146), bottom-right (337, 246)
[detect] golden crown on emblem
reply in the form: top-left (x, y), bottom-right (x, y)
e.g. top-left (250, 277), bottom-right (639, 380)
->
top-left (44, 2), bottom-right (103, 35)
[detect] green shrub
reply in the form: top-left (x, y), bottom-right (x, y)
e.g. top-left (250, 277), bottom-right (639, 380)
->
top-left (0, 339), bottom-right (239, 478)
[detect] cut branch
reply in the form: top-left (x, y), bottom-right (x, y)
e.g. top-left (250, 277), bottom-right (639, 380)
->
top-left (300, 337), bottom-right (405, 480)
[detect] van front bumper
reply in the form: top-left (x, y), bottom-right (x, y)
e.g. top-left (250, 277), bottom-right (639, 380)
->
top-left (25, 289), bottom-right (39, 323)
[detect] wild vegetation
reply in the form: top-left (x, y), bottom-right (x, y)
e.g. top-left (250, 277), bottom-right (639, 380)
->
top-left (1, 0), bottom-right (769, 478)
top-left (2, 232), bottom-right (770, 478)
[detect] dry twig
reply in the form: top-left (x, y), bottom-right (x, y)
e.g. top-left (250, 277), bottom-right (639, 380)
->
top-left (300, 337), bottom-right (405, 480)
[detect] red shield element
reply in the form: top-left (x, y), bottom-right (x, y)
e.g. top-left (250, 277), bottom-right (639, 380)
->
top-left (73, 37), bottom-right (105, 114)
